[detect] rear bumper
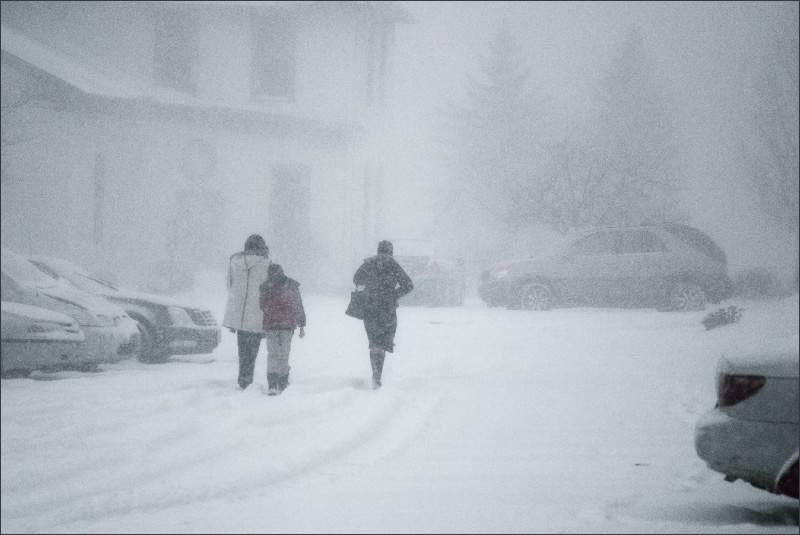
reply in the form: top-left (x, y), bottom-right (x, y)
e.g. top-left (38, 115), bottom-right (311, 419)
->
top-left (703, 274), bottom-right (734, 303)
top-left (1, 339), bottom-right (83, 373)
top-left (694, 409), bottom-right (799, 493)
top-left (111, 318), bottom-right (141, 359)
top-left (161, 325), bottom-right (220, 355)
top-left (478, 279), bottom-right (513, 305)
top-left (81, 326), bottom-right (125, 364)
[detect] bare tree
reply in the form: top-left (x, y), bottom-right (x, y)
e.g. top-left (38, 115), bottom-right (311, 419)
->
top-left (438, 20), bottom-right (551, 232)
top-left (536, 26), bottom-right (683, 234)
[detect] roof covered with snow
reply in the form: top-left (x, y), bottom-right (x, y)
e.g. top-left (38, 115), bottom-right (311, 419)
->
top-left (1, 24), bottom-right (358, 138)
top-left (165, 1), bottom-right (416, 23)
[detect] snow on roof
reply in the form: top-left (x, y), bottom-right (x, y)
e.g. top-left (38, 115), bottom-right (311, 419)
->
top-left (1, 23), bottom-right (357, 136)
top-left (1, 24), bottom-right (141, 100)
top-left (167, 1), bottom-right (416, 23)
top-left (1, 23), bottom-right (227, 108)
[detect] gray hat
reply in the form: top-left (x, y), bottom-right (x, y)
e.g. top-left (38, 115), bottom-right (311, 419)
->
top-left (244, 234), bottom-right (269, 256)
top-left (377, 240), bottom-right (393, 256)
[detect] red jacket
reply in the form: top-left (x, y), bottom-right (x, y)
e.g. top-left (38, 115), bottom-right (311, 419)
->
top-left (260, 278), bottom-right (306, 331)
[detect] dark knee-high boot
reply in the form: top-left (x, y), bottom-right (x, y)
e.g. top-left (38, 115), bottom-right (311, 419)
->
top-left (370, 348), bottom-right (385, 389)
top-left (278, 373), bottom-right (289, 392)
top-left (267, 373), bottom-right (280, 396)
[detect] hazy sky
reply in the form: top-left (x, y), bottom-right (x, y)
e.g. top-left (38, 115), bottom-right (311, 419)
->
top-left (385, 1), bottom-right (798, 275)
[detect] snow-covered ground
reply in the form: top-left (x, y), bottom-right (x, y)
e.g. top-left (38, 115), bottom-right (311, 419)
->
top-left (2, 279), bottom-right (798, 533)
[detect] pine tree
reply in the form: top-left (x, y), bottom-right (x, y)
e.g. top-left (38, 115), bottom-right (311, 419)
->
top-left (594, 26), bottom-right (682, 227)
top-left (439, 21), bottom-right (550, 230)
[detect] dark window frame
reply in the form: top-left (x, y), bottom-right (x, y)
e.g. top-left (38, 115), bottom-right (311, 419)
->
top-left (153, 9), bottom-right (198, 94)
top-left (251, 13), bottom-right (298, 101)
top-left (571, 232), bottom-right (620, 256)
top-left (619, 230), bottom-right (667, 254)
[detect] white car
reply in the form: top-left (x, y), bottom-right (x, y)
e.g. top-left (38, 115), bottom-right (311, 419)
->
top-left (694, 342), bottom-right (799, 499)
top-left (1, 301), bottom-right (85, 376)
top-left (1, 249), bottom-right (140, 366)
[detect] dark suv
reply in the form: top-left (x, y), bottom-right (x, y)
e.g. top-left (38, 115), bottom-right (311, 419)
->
top-left (479, 224), bottom-right (733, 311)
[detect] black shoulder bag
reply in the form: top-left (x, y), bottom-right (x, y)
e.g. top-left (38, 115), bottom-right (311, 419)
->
top-left (345, 287), bottom-right (368, 320)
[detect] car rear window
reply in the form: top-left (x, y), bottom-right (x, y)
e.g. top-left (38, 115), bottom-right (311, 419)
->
top-left (571, 232), bottom-right (620, 255)
top-left (663, 224), bottom-right (727, 264)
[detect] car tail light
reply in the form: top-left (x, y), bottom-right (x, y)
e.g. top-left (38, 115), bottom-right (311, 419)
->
top-left (717, 374), bottom-right (766, 407)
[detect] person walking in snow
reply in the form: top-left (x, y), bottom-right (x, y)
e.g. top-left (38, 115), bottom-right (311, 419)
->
top-left (259, 263), bottom-right (306, 395)
top-left (353, 240), bottom-right (414, 389)
top-left (222, 234), bottom-right (271, 390)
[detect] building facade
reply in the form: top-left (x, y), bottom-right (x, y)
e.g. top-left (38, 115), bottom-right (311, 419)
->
top-left (1, 1), bottom-right (412, 292)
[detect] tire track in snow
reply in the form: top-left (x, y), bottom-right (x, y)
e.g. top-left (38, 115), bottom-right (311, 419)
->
top-left (1, 382), bottom-right (443, 532)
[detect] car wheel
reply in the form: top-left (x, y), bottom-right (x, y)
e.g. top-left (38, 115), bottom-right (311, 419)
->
top-left (519, 281), bottom-right (554, 311)
top-left (667, 281), bottom-right (707, 311)
top-left (776, 461), bottom-right (799, 499)
top-left (1, 367), bottom-right (31, 379)
top-left (76, 361), bottom-right (101, 373)
top-left (136, 321), bottom-right (169, 363)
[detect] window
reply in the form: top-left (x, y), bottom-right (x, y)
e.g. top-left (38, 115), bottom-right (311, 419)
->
top-left (619, 230), bottom-right (666, 254)
top-left (366, 23), bottom-right (390, 105)
top-left (663, 224), bottom-right (727, 264)
top-left (154, 10), bottom-right (198, 93)
top-left (252, 13), bottom-right (297, 99)
top-left (572, 232), bottom-right (619, 256)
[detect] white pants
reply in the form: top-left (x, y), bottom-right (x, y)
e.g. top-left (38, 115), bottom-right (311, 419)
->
top-left (265, 329), bottom-right (293, 376)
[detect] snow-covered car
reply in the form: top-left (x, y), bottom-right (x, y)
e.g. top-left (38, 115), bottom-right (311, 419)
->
top-left (26, 255), bottom-right (220, 362)
top-left (392, 239), bottom-right (465, 307)
top-left (479, 223), bottom-right (733, 311)
top-left (1, 301), bottom-right (86, 376)
top-left (1, 248), bottom-right (139, 367)
top-left (694, 342), bottom-right (799, 499)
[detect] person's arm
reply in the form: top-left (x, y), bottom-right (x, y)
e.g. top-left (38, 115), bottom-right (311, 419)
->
top-left (395, 262), bottom-right (414, 299)
top-left (353, 261), bottom-right (368, 286)
top-left (293, 287), bottom-right (307, 336)
top-left (259, 281), bottom-right (269, 313)
top-left (293, 287), bottom-right (306, 328)
top-left (226, 259), bottom-right (235, 332)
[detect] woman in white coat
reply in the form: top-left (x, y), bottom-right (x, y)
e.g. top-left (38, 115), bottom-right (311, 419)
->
top-left (223, 234), bottom-right (271, 389)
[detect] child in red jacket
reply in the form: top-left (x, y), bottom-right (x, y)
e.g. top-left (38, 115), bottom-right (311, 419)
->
top-left (259, 264), bottom-right (306, 395)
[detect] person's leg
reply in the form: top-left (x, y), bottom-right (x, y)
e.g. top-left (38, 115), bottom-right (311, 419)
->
top-left (272, 330), bottom-right (293, 392)
top-left (265, 331), bottom-right (280, 394)
top-left (369, 347), bottom-right (385, 389)
top-left (237, 331), bottom-right (260, 389)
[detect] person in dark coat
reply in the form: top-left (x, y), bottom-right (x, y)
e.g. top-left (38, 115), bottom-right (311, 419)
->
top-left (353, 240), bottom-right (414, 389)
top-left (259, 263), bottom-right (306, 395)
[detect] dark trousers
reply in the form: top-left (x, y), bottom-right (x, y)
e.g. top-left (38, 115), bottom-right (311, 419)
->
top-left (363, 308), bottom-right (397, 353)
top-left (237, 330), bottom-right (263, 388)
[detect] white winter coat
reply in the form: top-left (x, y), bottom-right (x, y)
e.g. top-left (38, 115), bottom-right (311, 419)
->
top-left (222, 251), bottom-right (271, 332)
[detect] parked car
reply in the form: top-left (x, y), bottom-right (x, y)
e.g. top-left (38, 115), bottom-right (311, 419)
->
top-left (26, 255), bottom-right (220, 362)
top-left (393, 239), bottom-right (465, 307)
top-left (478, 223), bottom-right (733, 311)
top-left (1, 248), bottom-right (140, 367)
top-left (694, 344), bottom-right (799, 499)
top-left (1, 301), bottom-right (86, 376)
